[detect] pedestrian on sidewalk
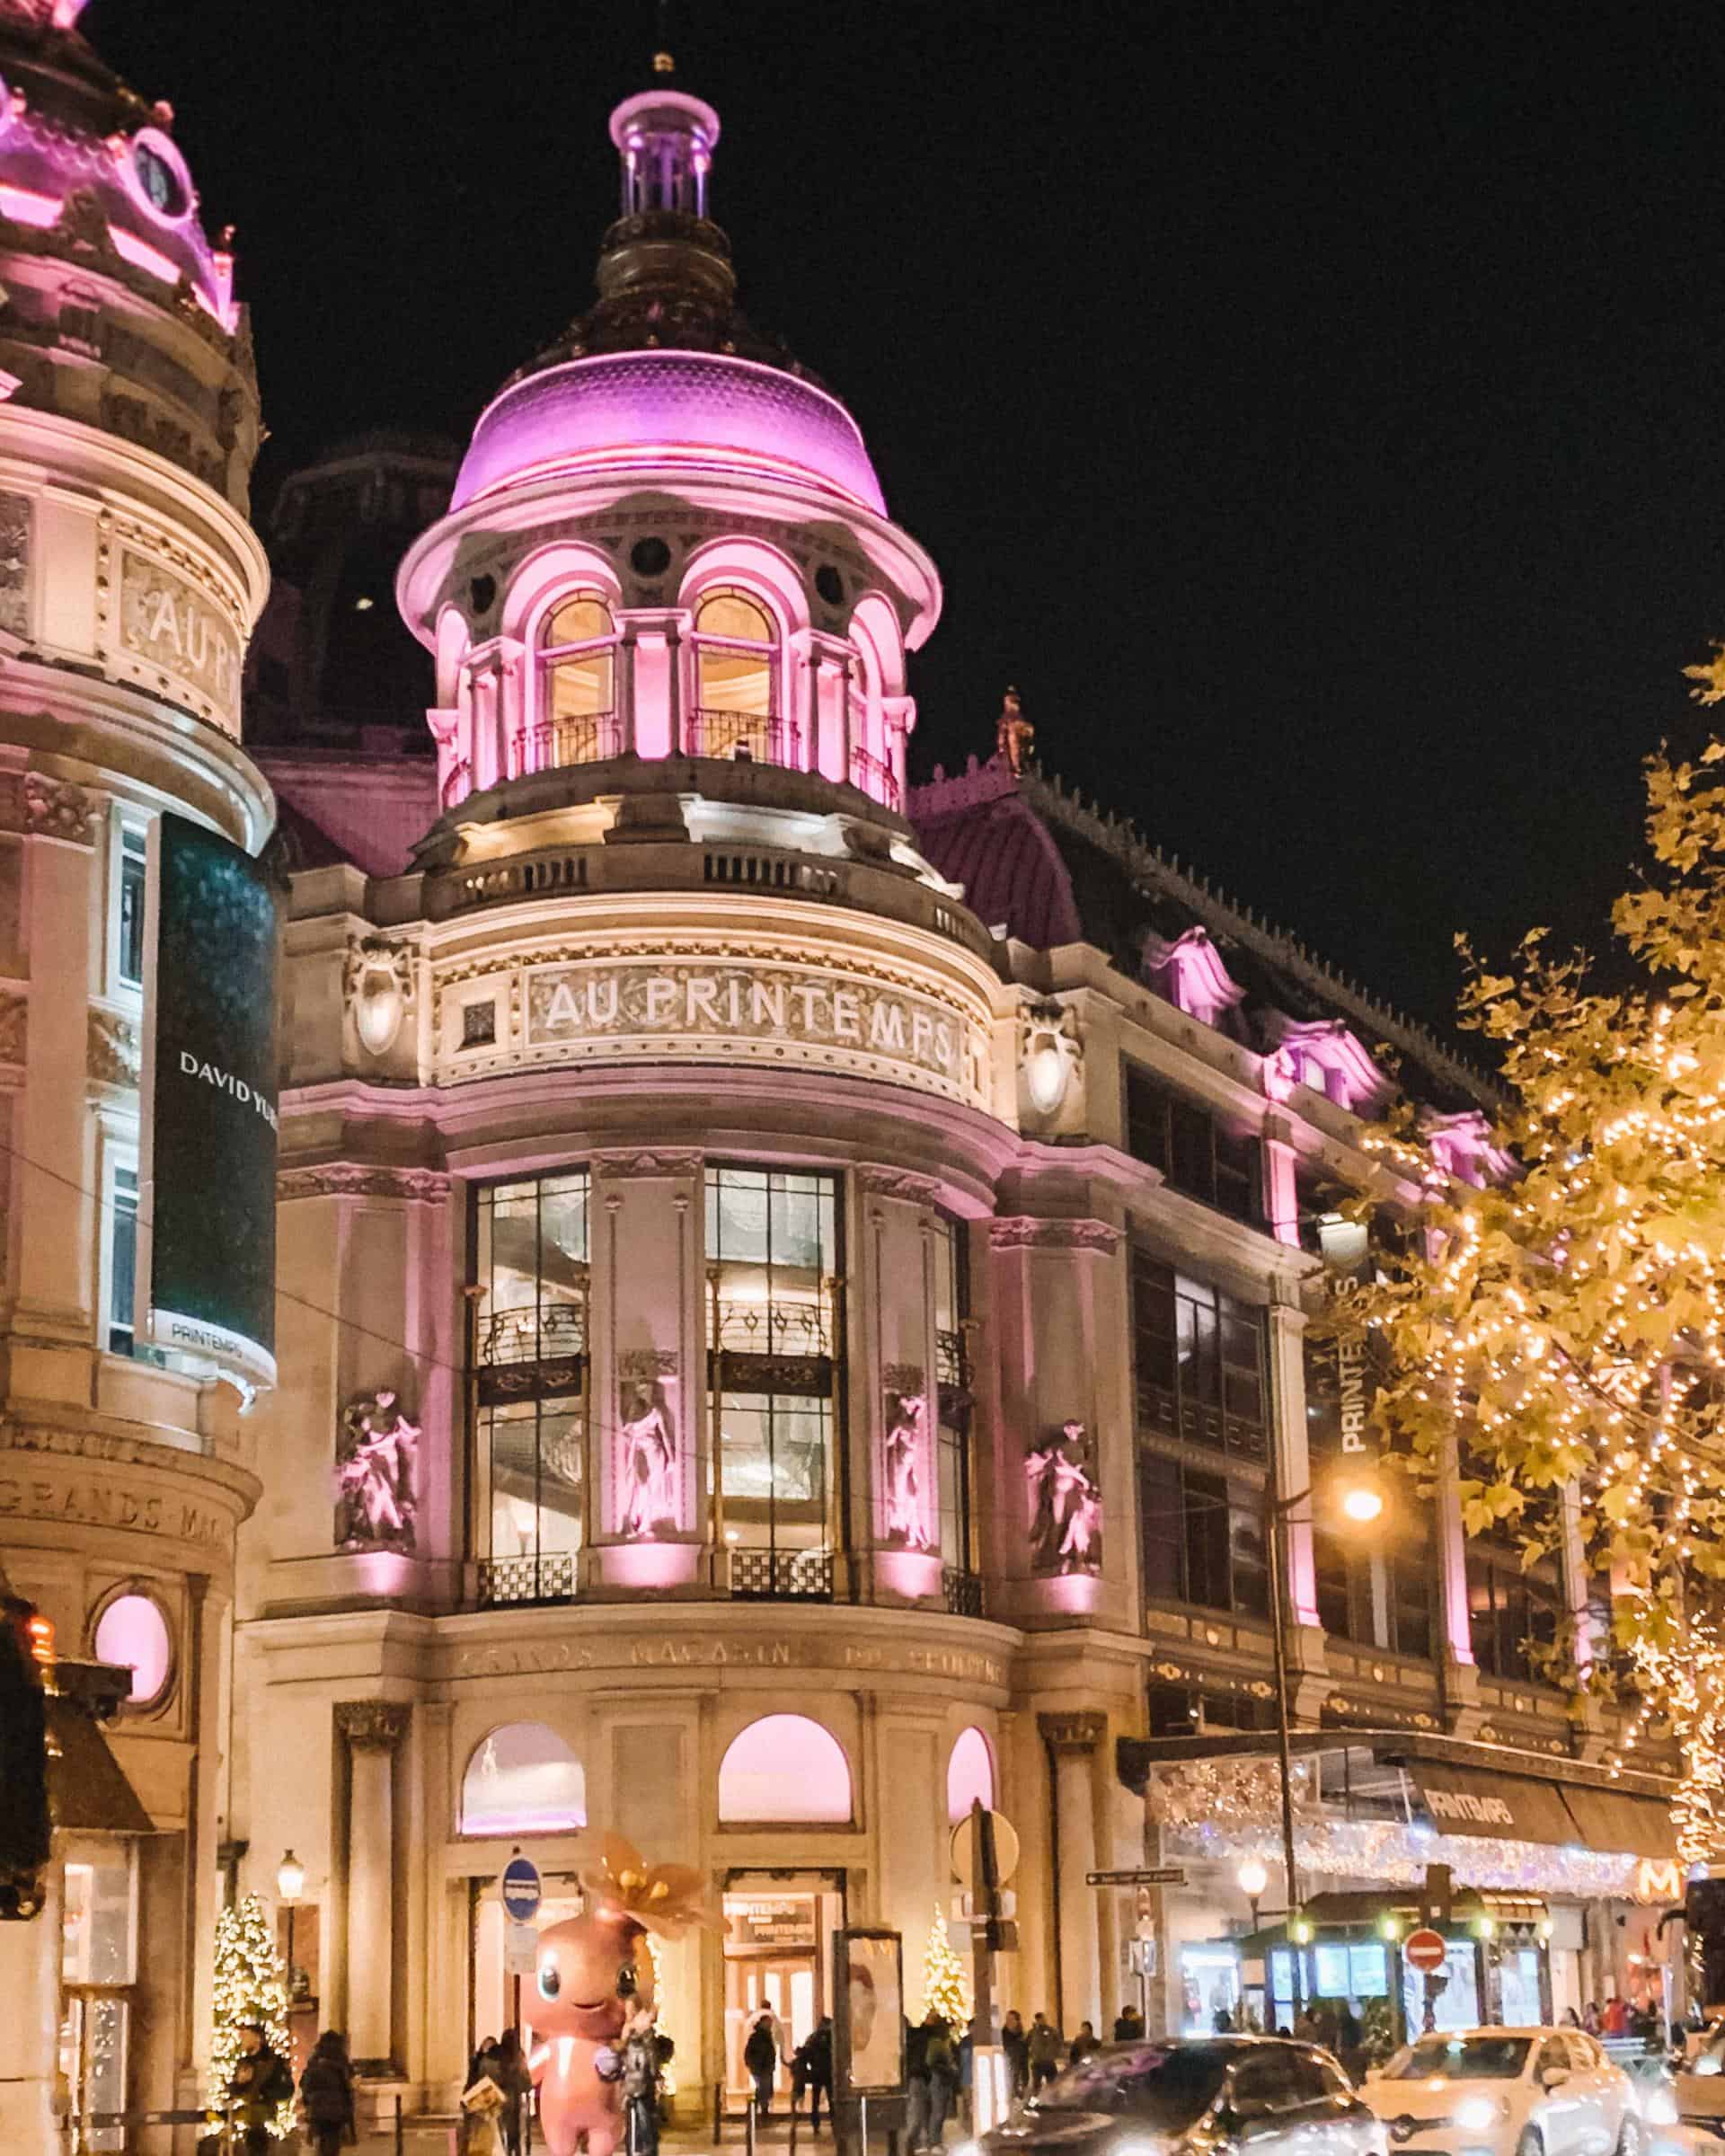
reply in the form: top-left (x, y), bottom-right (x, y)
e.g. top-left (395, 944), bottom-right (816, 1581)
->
top-left (1112, 2006), bottom-right (1145, 2044)
top-left (496, 2028), bottom-right (533, 2156)
top-left (1027, 2013), bottom-right (1063, 2091)
top-left (797, 2018), bottom-right (834, 2136)
top-left (228, 2022), bottom-right (295, 2156)
top-left (298, 2029), bottom-right (356, 2156)
top-left (1001, 2010), bottom-right (1029, 2097)
top-left (746, 2012), bottom-right (779, 2120)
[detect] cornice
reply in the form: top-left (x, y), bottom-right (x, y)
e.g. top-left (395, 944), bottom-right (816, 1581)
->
top-left (0, 1413), bottom-right (261, 1510)
top-left (277, 1164), bottom-right (451, 1204)
top-left (988, 1216), bottom-right (1121, 1254)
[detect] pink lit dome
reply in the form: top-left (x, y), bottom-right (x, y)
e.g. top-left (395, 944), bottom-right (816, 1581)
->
top-left (0, 0), bottom-right (238, 326)
top-left (451, 73), bottom-right (886, 517)
top-left (452, 349), bottom-right (886, 514)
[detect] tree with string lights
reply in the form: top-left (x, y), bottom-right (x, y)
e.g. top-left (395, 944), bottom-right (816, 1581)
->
top-left (208, 1893), bottom-right (295, 2139)
top-left (1339, 704), bottom-right (1725, 1858)
top-left (922, 1902), bottom-right (972, 2025)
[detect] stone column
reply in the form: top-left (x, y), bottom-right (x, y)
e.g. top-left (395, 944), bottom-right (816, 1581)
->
top-left (1041, 1710), bottom-right (1104, 2037)
top-left (337, 1701), bottom-right (410, 2072)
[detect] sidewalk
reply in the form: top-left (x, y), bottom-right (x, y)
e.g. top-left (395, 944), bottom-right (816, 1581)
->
top-left (346, 2116), bottom-right (937, 2156)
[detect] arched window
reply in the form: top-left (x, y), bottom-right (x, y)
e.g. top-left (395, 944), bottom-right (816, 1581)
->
top-left (690, 589), bottom-right (788, 765)
top-left (459, 1722), bottom-right (587, 1837)
top-left (945, 1727), bottom-right (995, 1824)
top-left (531, 594), bottom-right (618, 772)
top-left (718, 1714), bottom-right (852, 1824)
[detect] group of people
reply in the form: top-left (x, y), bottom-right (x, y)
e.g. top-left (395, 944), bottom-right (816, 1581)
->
top-left (1001, 2005), bottom-right (1146, 2095)
top-left (745, 2009), bottom-right (838, 2131)
top-left (225, 2024), bottom-right (355, 2156)
top-left (460, 2029), bottom-right (535, 2156)
top-left (1566, 2000), bottom-right (1670, 2044)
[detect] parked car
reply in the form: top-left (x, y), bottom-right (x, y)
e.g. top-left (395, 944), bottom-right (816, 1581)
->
top-left (1361, 2028), bottom-right (1641, 2156)
top-left (961, 2037), bottom-right (1386, 2156)
top-left (1644, 2022), bottom-right (1725, 2156)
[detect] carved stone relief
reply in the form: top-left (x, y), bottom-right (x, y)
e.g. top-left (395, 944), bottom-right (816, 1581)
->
top-left (1026, 1419), bottom-right (1102, 1574)
top-left (87, 1008), bottom-right (140, 1086)
top-left (334, 1389), bottom-right (420, 1553)
top-left (0, 490), bottom-right (31, 639)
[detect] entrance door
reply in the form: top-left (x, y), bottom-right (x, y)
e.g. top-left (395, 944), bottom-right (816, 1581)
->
top-left (723, 1877), bottom-right (845, 2101)
top-left (471, 1877), bottom-right (586, 2054)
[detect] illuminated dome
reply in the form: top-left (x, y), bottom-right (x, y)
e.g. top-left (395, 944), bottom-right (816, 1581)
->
top-left (0, 0), bottom-right (237, 325)
top-left (452, 71), bottom-right (886, 518)
top-left (453, 351), bottom-right (885, 513)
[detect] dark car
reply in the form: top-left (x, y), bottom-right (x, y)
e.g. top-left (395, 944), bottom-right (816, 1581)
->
top-left (969, 2037), bottom-right (1388, 2156)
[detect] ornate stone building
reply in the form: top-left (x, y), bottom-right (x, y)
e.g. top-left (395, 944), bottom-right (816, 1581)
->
top-left (0, 0), bottom-right (272, 2146)
top-left (231, 59), bottom-right (1678, 2128)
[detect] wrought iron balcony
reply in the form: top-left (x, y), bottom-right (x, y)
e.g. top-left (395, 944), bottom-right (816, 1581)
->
top-left (942, 1567), bottom-right (986, 1619)
top-left (935, 1329), bottom-right (972, 1393)
top-left (686, 709), bottom-right (801, 769)
top-left (730, 1546), bottom-right (835, 1602)
top-left (514, 711), bottom-right (624, 774)
top-left (848, 742), bottom-right (901, 810)
top-left (480, 1300), bottom-right (587, 1367)
top-left (712, 1298), bottom-right (834, 1359)
top-left (475, 1552), bottom-right (579, 1608)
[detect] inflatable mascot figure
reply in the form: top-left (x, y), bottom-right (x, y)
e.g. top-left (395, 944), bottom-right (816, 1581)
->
top-left (527, 1833), bottom-right (708, 2156)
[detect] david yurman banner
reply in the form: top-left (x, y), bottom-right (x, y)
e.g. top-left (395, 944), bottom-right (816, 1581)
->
top-left (496, 956), bottom-right (988, 1103)
top-left (136, 813), bottom-right (280, 1395)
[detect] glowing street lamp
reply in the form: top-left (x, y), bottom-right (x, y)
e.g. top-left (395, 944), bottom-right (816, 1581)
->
top-left (277, 1850), bottom-right (305, 2003)
top-left (1237, 1855), bottom-right (1269, 1930)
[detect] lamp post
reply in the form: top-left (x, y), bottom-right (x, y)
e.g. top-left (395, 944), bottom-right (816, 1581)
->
top-left (277, 1850), bottom-right (305, 2005)
top-left (1262, 1467), bottom-right (1384, 2019)
top-left (1236, 1856), bottom-right (1269, 1933)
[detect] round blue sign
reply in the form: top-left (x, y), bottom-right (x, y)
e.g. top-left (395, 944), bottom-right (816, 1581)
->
top-left (501, 1855), bottom-right (542, 1922)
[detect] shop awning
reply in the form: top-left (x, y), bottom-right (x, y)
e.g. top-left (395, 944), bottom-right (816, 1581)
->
top-left (1561, 1785), bottom-right (1676, 1860)
top-left (1406, 1762), bottom-right (1579, 1845)
top-left (46, 1699), bottom-right (155, 1834)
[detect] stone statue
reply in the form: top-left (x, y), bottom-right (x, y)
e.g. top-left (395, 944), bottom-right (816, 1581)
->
top-left (995, 685), bottom-right (1034, 776)
top-left (1025, 1419), bottom-right (1101, 1573)
top-left (335, 1388), bottom-right (420, 1552)
top-left (882, 1391), bottom-right (932, 1549)
top-left (618, 1382), bottom-right (677, 1539)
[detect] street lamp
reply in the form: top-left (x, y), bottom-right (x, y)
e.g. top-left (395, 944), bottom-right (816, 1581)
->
top-left (277, 1850), bottom-right (305, 2003)
top-left (1263, 1463), bottom-right (1386, 2016)
top-left (1237, 1856), bottom-right (1269, 1931)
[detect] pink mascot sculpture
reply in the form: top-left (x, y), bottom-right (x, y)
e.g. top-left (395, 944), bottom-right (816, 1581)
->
top-left (527, 1833), bottom-right (707, 2156)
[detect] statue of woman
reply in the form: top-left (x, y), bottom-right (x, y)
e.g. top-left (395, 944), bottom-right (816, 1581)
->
top-left (619, 1384), bottom-right (677, 1538)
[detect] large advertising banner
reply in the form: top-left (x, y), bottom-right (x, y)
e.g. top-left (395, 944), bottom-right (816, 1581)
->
top-left (135, 811), bottom-right (280, 1396)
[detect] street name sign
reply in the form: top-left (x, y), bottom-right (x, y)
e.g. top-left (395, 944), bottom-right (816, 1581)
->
top-left (1085, 1868), bottom-right (1187, 1888)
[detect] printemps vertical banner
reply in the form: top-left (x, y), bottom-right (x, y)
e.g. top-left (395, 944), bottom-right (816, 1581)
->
top-left (136, 812), bottom-right (280, 1396)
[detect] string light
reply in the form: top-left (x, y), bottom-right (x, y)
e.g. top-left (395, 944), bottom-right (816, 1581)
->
top-left (1333, 736), bottom-right (1725, 1856)
top-left (207, 1895), bottom-right (294, 2140)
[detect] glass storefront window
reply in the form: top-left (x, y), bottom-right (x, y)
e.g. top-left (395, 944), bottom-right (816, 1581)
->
top-left (473, 1173), bottom-right (590, 1569)
top-left (61, 1841), bottom-right (137, 2155)
top-left (933, 1215), bottom-right (973, 1574)
top-left (707, 1168), bottom-right (841, 1575)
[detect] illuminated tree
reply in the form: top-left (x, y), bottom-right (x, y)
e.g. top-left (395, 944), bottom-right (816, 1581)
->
top-left (1340, 713), bottom-right (1725, 1857)
top-left (208, 1894), bottom-right (294, 2138)
top-left (922, 1903), bottom-right (971, 2024)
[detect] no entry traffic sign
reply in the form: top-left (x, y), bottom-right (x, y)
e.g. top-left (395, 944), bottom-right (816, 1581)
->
top-left (1403, 1927), bottom-right (1446, 1973)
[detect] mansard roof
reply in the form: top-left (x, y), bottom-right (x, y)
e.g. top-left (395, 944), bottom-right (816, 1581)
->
top-left (908, 753), bottom-right (1498, 1117)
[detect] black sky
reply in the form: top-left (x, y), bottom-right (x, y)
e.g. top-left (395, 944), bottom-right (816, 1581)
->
top-left (87, 0), bottom-right (1725, 1035)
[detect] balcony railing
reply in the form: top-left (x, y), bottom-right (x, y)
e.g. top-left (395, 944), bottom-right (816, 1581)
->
top-left (442, 758), bottom-right (473, 809)
top-left (730, 1546), bottom-right (835, 1601)
top-left (848, 743), bottom-right (901, 810)
top-left (943, 1567), bottom-right (986, 1618)
top-left (935, 1329), bottom-right (972, 1393)
top-left (476, 1552), bottom-right (579, 1607)
top-left (1136, 1380), bottom-right (1268, 1464)
top-left (480, 1301), bottom-right (587, 1366)
top-left (712, 1297), bottom-right (835, 1359)
top-left (686, 709), bottom-right (801, 768)
top-left (514, 711), bottom-right (623, 774)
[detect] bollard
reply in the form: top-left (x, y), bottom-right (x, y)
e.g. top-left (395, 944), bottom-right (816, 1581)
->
top-left (790, 2095), bottom-right (801, 2156)
top-left (714, 2080), bottom-right (724, 2146)
top-left (747, 2087), bottom-right (757, 2156)
top-left (395, 2091), bottom-right (404, 2156)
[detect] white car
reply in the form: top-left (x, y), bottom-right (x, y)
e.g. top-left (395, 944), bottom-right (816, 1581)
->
top-left (1363, 2028), bottom-right (1642, 2156)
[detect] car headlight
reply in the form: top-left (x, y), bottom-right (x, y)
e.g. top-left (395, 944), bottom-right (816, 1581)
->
top-left (1455, 2097), bottom-right (1508, 2134)
top-left (1647, 2092), bottom-right (1679, 2126)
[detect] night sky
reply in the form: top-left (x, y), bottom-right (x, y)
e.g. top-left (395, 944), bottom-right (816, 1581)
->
top-left (90, 1), bottom-right (1725, 1038)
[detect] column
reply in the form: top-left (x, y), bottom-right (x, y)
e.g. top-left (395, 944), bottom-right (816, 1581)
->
top-left (1040, 1711), bottom-right (1104, 2037)
top-left (337, 1701), bottom-right (409, 2073)
top-left (1266, 1294), bottom-right (1321, 1631)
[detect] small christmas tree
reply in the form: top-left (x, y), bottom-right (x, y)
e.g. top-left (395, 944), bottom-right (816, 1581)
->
top-left (208, 1894), bottom-right (294, 2138)
top-left (922, 1902), bottom-right (972, 2025)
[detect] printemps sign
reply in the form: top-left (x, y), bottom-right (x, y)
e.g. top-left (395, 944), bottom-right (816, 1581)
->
top-left (442, 952), bottom-right (993, 1106)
